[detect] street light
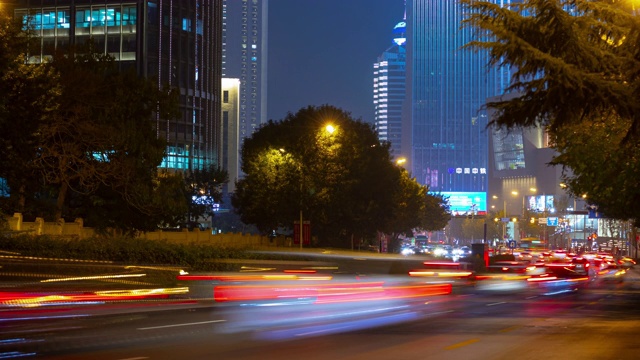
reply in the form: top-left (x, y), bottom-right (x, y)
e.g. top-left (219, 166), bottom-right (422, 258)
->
top-left (298, 123), bottom-right (337, 250)
top-left (491, 194), bottom-right (508, 242)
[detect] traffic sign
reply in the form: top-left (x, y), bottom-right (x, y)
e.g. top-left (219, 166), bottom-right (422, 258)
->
top-left (538, 217), bottom-right (547, 225)
top-left (507, 240), bottom-right (516, 249)
top-left (501, 217), bottom-right (510, 223)
top-left (547, 217), bottom-right (558, 226)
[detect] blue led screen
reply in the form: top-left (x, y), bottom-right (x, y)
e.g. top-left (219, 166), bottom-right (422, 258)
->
top-left (435, 191), bottom-right (487, 213)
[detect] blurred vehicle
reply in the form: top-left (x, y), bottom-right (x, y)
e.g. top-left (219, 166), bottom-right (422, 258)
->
top-left (552, 250), bottom-right (568, 259)
top-left (212, 275), bottom-right (452, 338)
top-left (400, 246), bottom-right (426, 256)
top-left (487, 261), bottom-right (531, 274)
top-left (571, 257), bottom-right (591, 276)
top-left (415, 235), bottom-right (428, 247)
top-left (452, 246), bottom-right (471, 257)
top-left (595, 260), bottom-right (627, 283)
top-left (618, 257), bottom-right (636, 269)
top-left (401, 246), bottom-right (416, 256)
top-left (432, 245), bottom-right (452, 258)
top-left (516, 251), bottom-right (534, 262)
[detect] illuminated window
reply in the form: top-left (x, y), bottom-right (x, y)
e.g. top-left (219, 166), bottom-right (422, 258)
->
top-left (492, 128), bottom-right (525, 171)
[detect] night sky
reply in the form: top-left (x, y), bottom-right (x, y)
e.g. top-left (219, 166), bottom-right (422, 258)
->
top-left (267, 0), bottom-right (405, 124)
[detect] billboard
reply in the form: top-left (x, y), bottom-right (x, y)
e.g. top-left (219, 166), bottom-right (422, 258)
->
top-left (525, 195), bottom-right (555, 213)
top-left (435, 192), bottom-right (487, 215)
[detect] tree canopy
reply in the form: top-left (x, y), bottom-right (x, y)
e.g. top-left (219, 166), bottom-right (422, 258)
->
top-left (461, 0), bottom-right (640, 225)
top-left (0, 8), bottom-right (60, 213)
top-left (232, 105), bottom-right (450, 249)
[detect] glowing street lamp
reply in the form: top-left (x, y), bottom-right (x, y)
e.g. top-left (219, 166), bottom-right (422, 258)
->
top-left (298, 124), bottom-right (337, 250)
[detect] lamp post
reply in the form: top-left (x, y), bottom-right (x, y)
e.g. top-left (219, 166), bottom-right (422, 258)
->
top-left (492, 194), bottom-right (506, 243)
top-left (298, 123), bottom-right (336, 250)
top-left (503, 199), bottom-right (507, 241)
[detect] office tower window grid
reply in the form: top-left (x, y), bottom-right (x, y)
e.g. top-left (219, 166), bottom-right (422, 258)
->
top-left (408, 0), bottom-right (510, 192)
top-left (15, 1), bottom-right (223, 172)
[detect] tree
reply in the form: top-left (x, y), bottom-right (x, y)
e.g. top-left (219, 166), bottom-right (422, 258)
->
top-left (233, 105), bottom-right (438, 248)
top-left (461, 217), bottom-right (486, 243)
top-left (381, 170), bottom-right (450, 253)
top-left (485, 211), bottom-right (504, 243)
top-left (0, 8), bottom-right (60, 214)
top-left (34, 42), bottom-right (180, 223)
top-left (75, 171), bottom-right (189, 234)
top-left (0, 14), bottom-right (185, 231)
top-left (461, 0), bottom-right (640, 225)
top-left (551, 115), bottom-right (640, 223)
top-left (418, 192), bottom-right (451, 233)
top-left (183, 165), bottom-right (229, 227)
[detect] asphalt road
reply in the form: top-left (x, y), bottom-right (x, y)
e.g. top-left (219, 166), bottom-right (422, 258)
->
top-left (4, 266), bottom-right (640, 360)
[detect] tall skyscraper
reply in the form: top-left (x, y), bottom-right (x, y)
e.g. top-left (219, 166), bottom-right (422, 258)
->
top-left (222, 0), bottom-right (268, 148)
top-left (221, 78), bottom-right (240, 193)
top-left (406, 0), bottom-right (510, 195)
top-left (373, 4), bottom-right (407, 159)
top-left (14, 0), bottom-right (224, 172)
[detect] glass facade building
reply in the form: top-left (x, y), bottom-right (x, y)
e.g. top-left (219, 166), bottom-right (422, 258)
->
top-left (222, 0), bottom-right (268, 149)
top-left (374, 14), bottom-right (406, 159)
top-left (406, 0), bottom-right (511, 192)
top-left (14, 0), bottom-right (223, 171)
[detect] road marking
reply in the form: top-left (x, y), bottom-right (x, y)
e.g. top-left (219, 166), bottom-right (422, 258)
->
top-left (486, 301), bottom-right (506, 306)
top-left (499, 325), bottom-right (520, 333)
top-left (117, 358), bottom-right (149, 360)
top-left (137, 320), bottom-right (225, 330)
top-left (426, 310), bottom-right (455, 316)
top-left (445, 338), bottom-right (479, 350)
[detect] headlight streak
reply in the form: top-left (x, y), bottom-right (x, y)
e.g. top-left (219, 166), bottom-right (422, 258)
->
top-left (0, 314), bottom-right (90, 322)
top-left (0, 287), bottom-right (189, 308)
top-left (41, 273), bottom-right (147, 283)
top-left (213, 282), bottom-right (452, 303)
top-left (0, 255), bottom-right (112, 264)
top-left (177, 274), bottom-right (334, 282)
top-left (0, 351), bottom-right (38, 359)
top-left (124, 265), bottom-right (184, 271)
top-left (240, 266), bottom-right (277, 272)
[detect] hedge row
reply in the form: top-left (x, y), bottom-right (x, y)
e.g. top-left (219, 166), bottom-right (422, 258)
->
top-left (0, 234), bottom-right (277, 271)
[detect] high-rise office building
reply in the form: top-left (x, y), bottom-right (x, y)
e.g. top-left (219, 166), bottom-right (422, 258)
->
top-left (221, 78), bottom-right (240, 193)
top-left (373, 5), bottom-right (406, 159)
top-left (222, 0), bottom-right (268, 148)
top-left (14, 0), bottom-right (224, 172)
top-left (406, 0), bottom-right (511, 197)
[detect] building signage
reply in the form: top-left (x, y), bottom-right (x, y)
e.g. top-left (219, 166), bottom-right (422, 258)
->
top-left (451, 167), bottom-right (486, 175)
top-left (436, 191), bottom-right (487, 213)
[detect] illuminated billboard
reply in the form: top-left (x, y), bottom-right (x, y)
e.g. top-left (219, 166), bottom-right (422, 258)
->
top-left (525, 195), bottom-right (555, 213)
top-left (435, 192), bottom-right (487, 215)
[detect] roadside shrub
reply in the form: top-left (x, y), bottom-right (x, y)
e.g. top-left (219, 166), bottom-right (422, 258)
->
top-left (0, 234), bottom-right (257, 271)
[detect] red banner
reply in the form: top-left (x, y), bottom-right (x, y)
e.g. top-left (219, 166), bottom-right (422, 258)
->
top-left (293, 221), bottom-right (311, 245)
